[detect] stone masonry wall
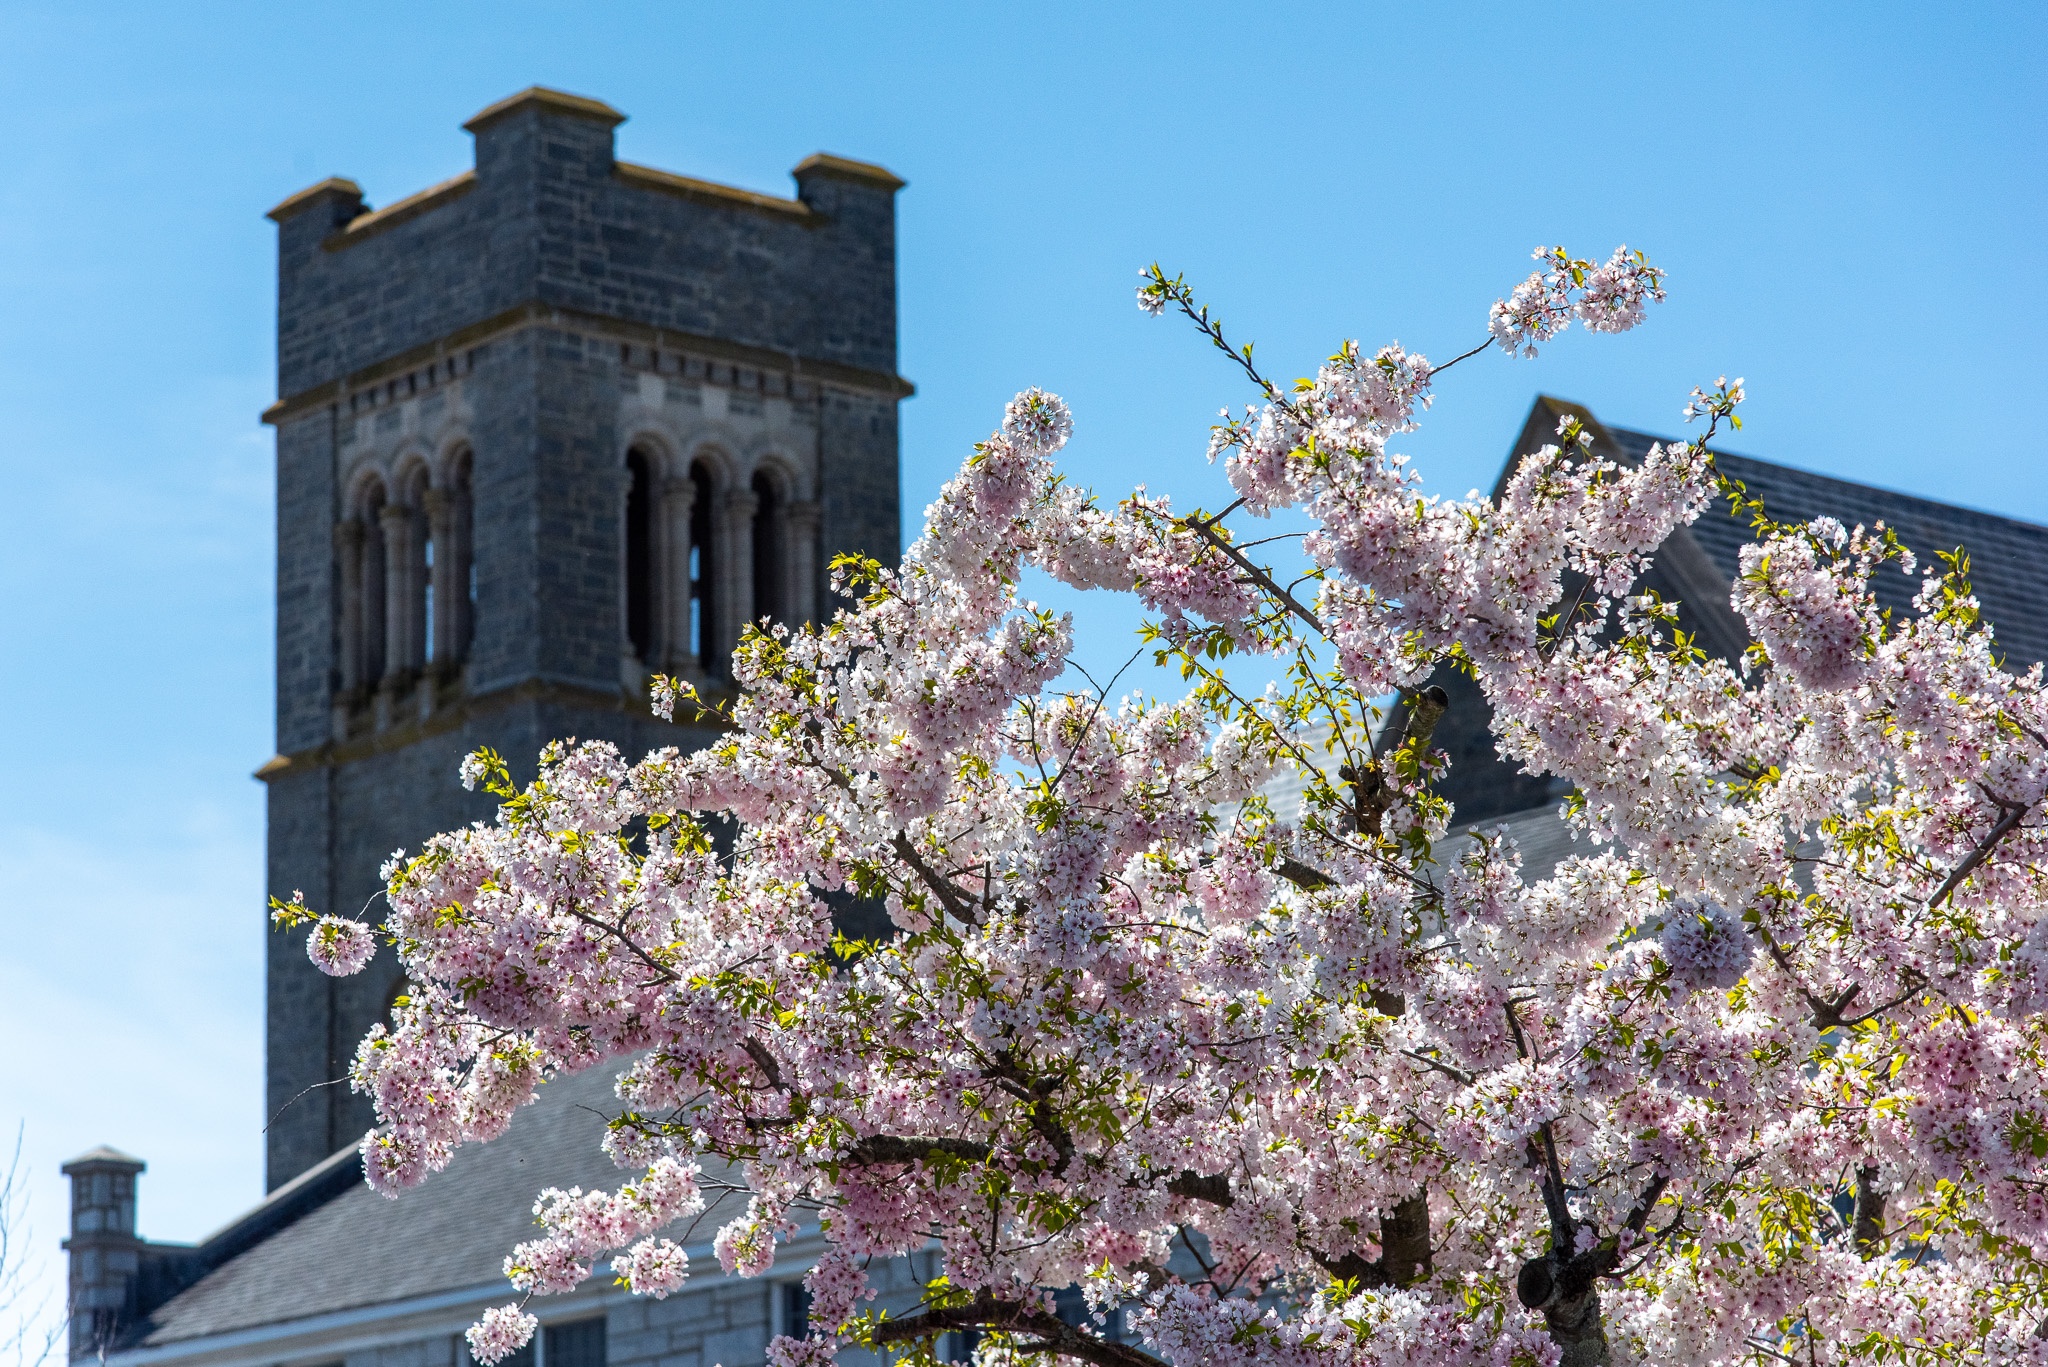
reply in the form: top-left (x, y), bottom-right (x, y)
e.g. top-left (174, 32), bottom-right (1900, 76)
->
top-left (263, 89), bottom-right (904, 1189)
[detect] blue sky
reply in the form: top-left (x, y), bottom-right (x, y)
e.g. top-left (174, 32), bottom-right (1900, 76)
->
top-left (1, 0), bottom-right (2042, 1324)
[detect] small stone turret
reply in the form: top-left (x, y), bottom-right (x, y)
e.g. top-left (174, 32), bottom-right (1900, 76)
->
top-left (61, 1147), bottom-right (145, 1358)
top-left (58, 1142), bottom-right (366, 1358)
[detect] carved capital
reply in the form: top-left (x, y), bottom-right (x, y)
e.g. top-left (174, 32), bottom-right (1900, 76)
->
top-left (661, 476), bottom-right (699, 508)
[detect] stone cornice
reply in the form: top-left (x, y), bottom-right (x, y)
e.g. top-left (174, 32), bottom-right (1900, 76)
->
top-left (264, 177), bottom-right (363, 223)
top-left (461, 85), bottom-right (625, 133)
top-left (793, 152), bottom-right (907, 191)
top-left (253, 675), bottom-right (731, 781)
top-left (260, 301), bottom-right (914, 427)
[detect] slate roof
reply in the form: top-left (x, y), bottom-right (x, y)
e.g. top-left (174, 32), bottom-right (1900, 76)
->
top-left (1605, 423), bottom-right (2048, 672)
top-left (1430, 396), bottom-right (2048, 824)
top-left (1437, 803), bottom-right (1589, 884)
top-left (136, 1064), bottom-right (716, 1346)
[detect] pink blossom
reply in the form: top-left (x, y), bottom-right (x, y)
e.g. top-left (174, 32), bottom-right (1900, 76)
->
top-left (465, 1306), bottom-right (536, 1366)
top-left (618, 1238), bottom-right (689, 1298)
top-left (306, 915), bottom-right (375, 975)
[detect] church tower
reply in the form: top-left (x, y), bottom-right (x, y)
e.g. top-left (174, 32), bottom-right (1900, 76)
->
top-left (258, 88), bottom-right (907, 1190)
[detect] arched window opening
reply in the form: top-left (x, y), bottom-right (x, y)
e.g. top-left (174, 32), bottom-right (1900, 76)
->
top-left (358, 481), bottom-right (388, 687)
top-left (625, 448), bottom-right (657, 664)
top-left (449, 449), bottom-right (475, 663)
top-left (393, 466), bottom-right (431, 679)
top-left (752, 471), bottom-right (784, 626)
top-left (339, 450), bottom-right (475, 716)
top-left (689, 461), bottom-right (716, 668)
top-left (422, 535), bottom-right (436, 664)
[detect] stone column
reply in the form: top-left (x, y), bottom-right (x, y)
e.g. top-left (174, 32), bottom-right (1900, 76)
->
top-left (334, 520), bottom-right (366, 693)
top-left (62, 1147), bottom-right (145, 1360)
top-left (615, 466), bottom-right (642, 684)
top-left (785, 499), bottom-right (820, 627)
top-left (661, 476), bottom-right (697, 673)
top-left (378, 503), bottom-right (414, 685)
top-left (717, 487), bottom-right (758, 668)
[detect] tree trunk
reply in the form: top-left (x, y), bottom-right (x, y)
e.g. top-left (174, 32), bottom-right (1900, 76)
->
top-left (1518, 1251), bottom-right (1613, 1367)
top-left (1380, 1191), bottom-right (1433, 1286)
top-left (1544, 1288), bottom-right (1610, 1367)
top-left (1853, 1164), bottom-right (1886, 1258)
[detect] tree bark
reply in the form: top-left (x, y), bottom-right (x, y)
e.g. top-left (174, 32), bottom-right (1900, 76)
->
top-left (1543, 1287), bottom-right (1611, 1367)
top-left (1517, 1250), bottom-right (1614, 1367)
top-left (1379, 1190), bottom-right (1433, 1286)
top-left (1853, 1164), bottom-right (1886, 1258)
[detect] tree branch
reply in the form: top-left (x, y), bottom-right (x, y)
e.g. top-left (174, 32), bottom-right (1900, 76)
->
top-left (865, 1290), bottom-right (1162, 1367)
top-left (842, 1134), bottom-right (994, 1167)
top-left (1852, 1164), bottom-right (1886, 1259)
top-left (1274, 856), bottom-right (1335, 891)
top-left (1929, 790), bottom-right (2034, 907)
top-left (891, 833), bottom-right (983, 927)
top-left (741, 1038), bottom-right (788, 1092)
top-left (1758, 926), bottom-right (1863, 1030)
top-left (1180, 514), bottom-right (1326, 636)
top-left (1165, 1170), bottom-right (1232, 1207)
top-left (983, 1051), bottom-right (1077, 1176)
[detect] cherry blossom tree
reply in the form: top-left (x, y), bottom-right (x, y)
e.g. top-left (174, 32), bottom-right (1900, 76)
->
top-left (277, 244), bottom-right (2048, 1367)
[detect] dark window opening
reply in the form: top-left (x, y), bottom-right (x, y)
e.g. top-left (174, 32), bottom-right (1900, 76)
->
top-left (453, 450), bottom-right (476, 661)
top-left (782, 1282), bottom-right (811, 1341)
top-left (545, 1317), bottom-right (606, 1367)
top-left (360, 483), bottom-right (388, 685)
top-left (422, 535), bottom-right (436, 664)
top-left (689, 461), bottom-right (715, 667)
top-left (625, 449), bottom-right (656, 664)
top-left (752, 471), bottom-right (783, 626)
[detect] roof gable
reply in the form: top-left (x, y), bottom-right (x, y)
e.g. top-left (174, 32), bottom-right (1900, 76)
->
top-left (1604, 423), bottom-right (2048, 670)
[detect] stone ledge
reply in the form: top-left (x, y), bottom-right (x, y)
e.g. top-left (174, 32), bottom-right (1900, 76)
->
top-left (261, 302), bottom-right (915, 427)
top-left (254, 674), bottom-right (729, 781)
top-left (265, 177), bottom-right (363, 224)
top-left (793, 152), bottom-right (906, 191)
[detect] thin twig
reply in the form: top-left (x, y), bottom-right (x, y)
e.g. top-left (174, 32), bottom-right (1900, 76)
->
top-left (1929, 789), bottom-right (2034, 907)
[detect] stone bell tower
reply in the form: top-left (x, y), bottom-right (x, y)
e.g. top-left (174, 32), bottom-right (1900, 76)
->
top-left (258, 87), bottom-right (908, 1190)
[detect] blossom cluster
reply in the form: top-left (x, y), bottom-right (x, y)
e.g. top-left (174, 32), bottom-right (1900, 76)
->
top-left (1489, 245), bottom-right (1667, 357)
